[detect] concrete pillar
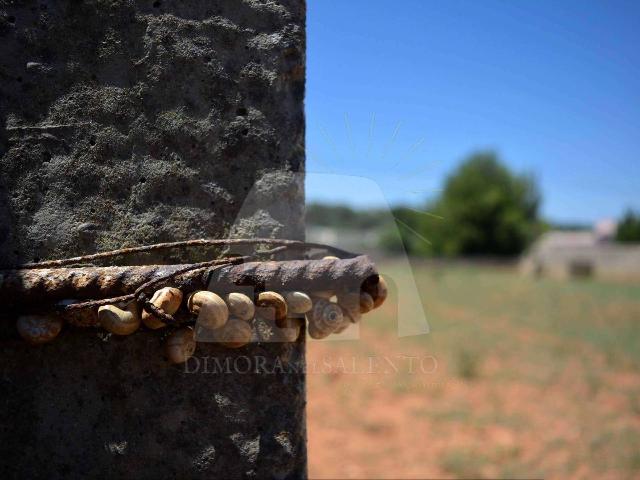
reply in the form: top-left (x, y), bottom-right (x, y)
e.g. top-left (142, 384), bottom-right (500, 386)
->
top-left (0, 1), bottom-right (306, 478)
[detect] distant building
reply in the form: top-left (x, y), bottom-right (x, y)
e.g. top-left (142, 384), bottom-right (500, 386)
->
top-left (520, 223), bottom-right (640, 280)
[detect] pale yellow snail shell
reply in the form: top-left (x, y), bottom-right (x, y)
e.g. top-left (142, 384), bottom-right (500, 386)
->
top-left (187, 291), bottom-right (229, 330)
top-left (322, 255), bottom-right (340, 260)
top-left (16, 314), bottom-right (63, 345)
top-left (165, 327), bottom-right (196, 364)
top-left (307, 298), bottom-right (343, 339)
top-left (142, 287), bottom-right (183, 329)
top-left (283, 291), bottom-right (313, 315)
top-left (98, 301), bottom-right (140, 335)
top-left (225, 292), bottom-right (255, 321)
top-left (216, 317), bottom-right (253, 348)
top-left (256, 291), bottom-right (288, 327)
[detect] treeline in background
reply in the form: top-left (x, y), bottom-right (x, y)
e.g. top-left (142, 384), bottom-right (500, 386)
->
top-left (307, 152), bottom-right (640, 257)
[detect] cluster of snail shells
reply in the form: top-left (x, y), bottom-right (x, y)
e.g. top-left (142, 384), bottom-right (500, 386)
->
top-left (15, 274), bottom-right (388, 366)
top-left (306, 275), bottom-right (387, 340)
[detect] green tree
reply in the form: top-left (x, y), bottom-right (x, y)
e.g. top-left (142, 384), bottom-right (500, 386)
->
top-left (616, 210), bottom-right (640, 242)
top-left (392, 152), bottom-right (541, 256)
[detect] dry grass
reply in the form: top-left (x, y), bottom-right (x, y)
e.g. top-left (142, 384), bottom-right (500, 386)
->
top-left (307, 260), bottom-right (640, 479)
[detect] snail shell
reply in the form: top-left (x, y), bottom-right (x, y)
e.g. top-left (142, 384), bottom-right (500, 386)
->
top-left (322, 255), bottom-right (340, 260)
top-left (283, 291), bottom-right (313, 315)
top-left (216, 317), bottom-right (252, 348)
top-left (336, 291), bottom-right (362, 323)
top-left (362, 276), bottom-right (388, 309)
top-left (166, 327), bottom-right (197, 364)
top-left (98, 302), bottom-right (140, 335)
top-left (187, 291), bottom-right (229, 330)
top-left (372, 276), bottom-right (388, 308)
top-left (225, 292), bottom-right (255, 321)
top-left (307, 299), bottom-right (343, 339)
top-left (142, 287), bottom-right (183, 329)
top-left (333, 312), bottom-right (352, 334)
top-left (256, 291), bottom-right (288, 326)
top-left (16, 314), bottom-right (63, 345)
top-left (310, 290), bottom-right (335, 300)
top-left (359, 292), bottom-right (374, 314)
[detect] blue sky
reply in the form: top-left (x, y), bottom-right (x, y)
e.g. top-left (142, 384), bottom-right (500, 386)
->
top-left (305, 0), bottom-right (640, 224)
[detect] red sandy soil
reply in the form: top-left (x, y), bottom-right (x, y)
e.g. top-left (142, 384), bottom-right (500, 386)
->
top-left (306, 326), bottom-right (640, 479)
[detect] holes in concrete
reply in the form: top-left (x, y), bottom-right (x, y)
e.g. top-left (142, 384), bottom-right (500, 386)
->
top-left (152, 0), bottom-right (161, 8)
top-left (241, 128), bottom-right (249, 136)
top-left (7, 15), bottom-right (16, 24)
top-left (236, 107), bottom-right (247, 116)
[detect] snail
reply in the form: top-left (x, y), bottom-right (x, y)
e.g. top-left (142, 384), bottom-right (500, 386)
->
top-left (165, 327), bottom-right (197, 364)
top-left (362, 276), bottom-right (388, 309)
top-left (225, 292), bottom-right (255, 321)
top-left (215, 317), bottom-right (252, 348)
top-left (98, 301), bottom-right (140, 335)
top-left (16, 314), bottom-right (63, 345)
top-left (283, 291), bottom-right (313, 315)
top-left (333, 312), bottom-right (352, 334)
top-left (142, 287), bottom-right (183, 329)
top-left (256, 291), bottom-right (288, 327)
top-left (322, 255), bottom-right (340, 260)
top-left (187, 291), bottom-right (229, 329)
top-left (310, 290), bottom-right (335, 300)
top-left (359, 291), bottom-right (374, 314)
top-left (307, 298), bottom-right (343, 339)
top-left (336, 291), bottom-right (362, 323)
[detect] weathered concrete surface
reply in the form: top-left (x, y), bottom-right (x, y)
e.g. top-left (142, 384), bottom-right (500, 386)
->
top-left (0, 0), bottom-right (306, 478)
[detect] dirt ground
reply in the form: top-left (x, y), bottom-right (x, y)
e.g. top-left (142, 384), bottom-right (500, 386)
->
top-left (307, 262), bottom-right (640, 479)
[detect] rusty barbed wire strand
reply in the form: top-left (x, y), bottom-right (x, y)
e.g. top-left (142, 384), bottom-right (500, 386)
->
top-left (17, 238), bottom-right (354, 269)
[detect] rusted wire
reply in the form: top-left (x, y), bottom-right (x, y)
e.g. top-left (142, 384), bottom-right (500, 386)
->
top-left (1, 255), bottom-right (377, 308)
top-left (17, 238), bottom-right (354, 269)
top-left (57, 246), bottom-right (290, 325)
top-left (137, 292), bottom-right (180, 326)
top-left (1, 239), bottom-right (376, 328)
